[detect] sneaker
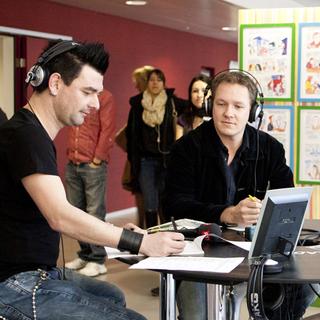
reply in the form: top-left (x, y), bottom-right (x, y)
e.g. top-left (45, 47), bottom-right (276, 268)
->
top-left (65, 258), bottom-right (87, 270)
top-left (78, 262), bottom-right (107, 277)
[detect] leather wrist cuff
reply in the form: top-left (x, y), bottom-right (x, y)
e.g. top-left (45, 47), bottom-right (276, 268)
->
top-left (118, 229), bottom-right (144, 254)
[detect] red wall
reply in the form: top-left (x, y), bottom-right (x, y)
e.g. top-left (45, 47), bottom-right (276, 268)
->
top-left (0, 0), bottom-right (237, 212)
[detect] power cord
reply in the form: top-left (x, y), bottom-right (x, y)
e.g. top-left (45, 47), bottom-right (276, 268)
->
top-left (60, 233), bottom-right (66, 280)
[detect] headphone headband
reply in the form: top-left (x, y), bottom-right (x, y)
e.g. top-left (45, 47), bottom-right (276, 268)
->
top-left (37, 40), bottom-right (80, 66)
top-left (25, 40), bottom-right (80, 88)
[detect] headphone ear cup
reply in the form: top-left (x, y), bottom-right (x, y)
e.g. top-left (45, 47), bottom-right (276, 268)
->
top-left (262, 283), bottom-right (285, 312)
top-left (248, 103), bottom-right (258, 123)
top-left (26, 65), bottom-right (46, 88)
top-left (248, 103), bottom-right (264, 123)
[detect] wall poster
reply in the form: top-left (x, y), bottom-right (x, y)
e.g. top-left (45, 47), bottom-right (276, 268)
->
top-left (259, 105), bottom-right (294, 169)
top-left (298, 23), bottom-right (320, 102)
top-left (240, 24), bottom-right (295, 101)
top-left (297, 106), bottom-right (320, 184)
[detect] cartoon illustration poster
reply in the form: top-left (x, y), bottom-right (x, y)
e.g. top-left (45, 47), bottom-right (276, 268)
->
top-left (297, 107), bottom-right (320, 184)
top-left (259, 106), bottom-right (293, 169)
top-left (240, 24), bottom-right (295, 101)
top-left (298, 23), bottom-right (320, 102)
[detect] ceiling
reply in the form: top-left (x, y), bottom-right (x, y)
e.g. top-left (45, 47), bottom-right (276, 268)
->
top-left (49, 0), bottom-right (320, 43)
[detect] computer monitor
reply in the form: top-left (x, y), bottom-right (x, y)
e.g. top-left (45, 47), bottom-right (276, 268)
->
top-left (249, 187), bottom-right (313, 261)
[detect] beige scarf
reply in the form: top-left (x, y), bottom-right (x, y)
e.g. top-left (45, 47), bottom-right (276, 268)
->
top-left (141, 90), bottom-right (167, 127)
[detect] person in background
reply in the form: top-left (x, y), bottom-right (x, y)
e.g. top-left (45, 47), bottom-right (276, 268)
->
top-left (65, 88), bottom-right (116, 277)
top-left (0, 40), bottom-right (185, 320)
top-left (176, 74), bottom-right (211, 139)
top-left (0, 107), bottom-right (8, 125)
top-left (126, 68), bottom-right (180, 229)
top-left (132, 65), bottom-right (155, 93)
top-left (164, 71), bottom-right (317, 320)
top-left (115, 65), bottom-right (155, 228)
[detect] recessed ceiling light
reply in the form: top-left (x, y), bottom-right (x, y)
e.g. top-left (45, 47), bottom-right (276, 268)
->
top-left (222, 27), bottom-right (237, 31)
top-left (126, 0), bottom-right (147, 5)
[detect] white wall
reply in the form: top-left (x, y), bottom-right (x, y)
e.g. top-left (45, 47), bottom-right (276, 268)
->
top-left (0, 35), bottom-right (14, 119)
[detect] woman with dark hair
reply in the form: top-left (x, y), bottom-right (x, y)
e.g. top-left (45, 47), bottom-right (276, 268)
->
top-left (176, 74), bottom-right (211, 139)
top-left (126, 68), bottom-right (179, 228)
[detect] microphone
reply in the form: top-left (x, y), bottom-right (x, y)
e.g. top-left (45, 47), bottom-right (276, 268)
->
top-left (179, 223), bottom-right (222, 239)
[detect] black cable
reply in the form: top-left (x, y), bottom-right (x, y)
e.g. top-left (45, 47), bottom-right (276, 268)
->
top-left (60, 233), bottom-right (66, 280)
top-left (298, 228), bottom-right (320, 246)
top-left (253, 112), bottom-right (263, 197)
top-left (309, 283), bottom-right (320, 299)
top-left (156, 124), bottom-right (170, 155)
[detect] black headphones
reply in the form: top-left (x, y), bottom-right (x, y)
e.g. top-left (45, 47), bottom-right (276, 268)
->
top-left (247, 257), bottom-right (285, 320)
top-left (25, 40), bottom-right (80, 88)
top-left (204, 68), bottom-right (265, 123)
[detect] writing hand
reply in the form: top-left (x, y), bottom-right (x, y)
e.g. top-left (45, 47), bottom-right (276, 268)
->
top-left (139, 232), bottom-right (185, 256)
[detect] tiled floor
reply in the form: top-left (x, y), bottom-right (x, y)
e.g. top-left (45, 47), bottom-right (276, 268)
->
top-left (59, 235), bottom-right (320, 320)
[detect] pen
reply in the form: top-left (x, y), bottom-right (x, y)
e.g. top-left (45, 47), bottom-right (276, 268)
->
top-left (248, 194), bottom-right (256, 202)
top-left (147, 221), bottom-right (172, 231)
top-left (171, 216), bottom-right (178, 232)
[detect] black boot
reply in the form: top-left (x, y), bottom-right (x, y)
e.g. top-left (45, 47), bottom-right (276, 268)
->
top-left (145, 210), bottom-right (158, 228)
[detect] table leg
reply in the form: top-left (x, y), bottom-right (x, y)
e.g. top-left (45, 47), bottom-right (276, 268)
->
top-left (160, 272), bottom-right (176, 320)
top-left (207, 283), bottom-right (246, 320)
top-left (207, 284), bottom-right (227, 320)
top-left (225, 283), bottom-right (246, 320)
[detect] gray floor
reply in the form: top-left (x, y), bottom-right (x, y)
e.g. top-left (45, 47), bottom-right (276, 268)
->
top-left (58, 235), bottom-right (320, 320)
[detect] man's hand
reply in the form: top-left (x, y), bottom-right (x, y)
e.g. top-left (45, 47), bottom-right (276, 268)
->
top-left (139, 232), bottom-right (185, 256)
top-left (123, 222), bottom-right (147, 235)
top-left (220, 197), bottom-right (262, 227)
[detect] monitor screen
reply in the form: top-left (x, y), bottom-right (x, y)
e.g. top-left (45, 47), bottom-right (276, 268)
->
top-left (249, 187), bottom-right (313, 260)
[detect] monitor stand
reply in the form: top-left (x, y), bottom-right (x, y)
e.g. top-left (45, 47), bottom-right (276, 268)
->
top-left (264, 259), bottom-right (283, 274)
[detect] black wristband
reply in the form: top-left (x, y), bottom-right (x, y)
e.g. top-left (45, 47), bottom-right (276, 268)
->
top-left (118, 229), bottom-right (144, 254)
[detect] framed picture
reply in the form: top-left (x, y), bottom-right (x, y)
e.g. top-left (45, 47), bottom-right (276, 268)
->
top-left (200, 66), bottom-right (215, 77)
top-left (240, 23), bottom-right (295, 101)
top-left (298, 23), bottom-right (320, 102)
top-left (259, 105), bottom-right (294, 169)
top-left (297, 106), bottom-right (320, 184)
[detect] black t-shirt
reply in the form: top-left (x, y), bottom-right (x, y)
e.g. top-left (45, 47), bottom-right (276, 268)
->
top-left (0, 108), bottom-right (59, 281)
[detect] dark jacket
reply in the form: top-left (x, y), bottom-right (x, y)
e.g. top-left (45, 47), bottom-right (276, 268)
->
top-left (126, 88), bottom-right (185, 191)
top-left (164, 120), bottom-right (294, 224)
top-left (0, 108), bottom-right (8, 126)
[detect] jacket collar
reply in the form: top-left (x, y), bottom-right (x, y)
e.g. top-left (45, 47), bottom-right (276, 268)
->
top-left (201, 121), bottom-right (263, 161)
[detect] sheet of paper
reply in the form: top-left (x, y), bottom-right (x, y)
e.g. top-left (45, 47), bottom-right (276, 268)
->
top-left (104, 247), bottom-right (144, 259)
top-left (174, 235), bottom-right (204, 256)
top-left (130, 256), bottom-right (244, 273)
top-left (207, 233), bottom-right (252, 252)
top-left (105, 235), bottom-right (205, 259)
top-left (227, 240), bottom-right (252, 251)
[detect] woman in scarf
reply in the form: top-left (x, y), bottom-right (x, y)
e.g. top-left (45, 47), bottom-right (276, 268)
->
top-left (126, 68), bottom-right (179, 228)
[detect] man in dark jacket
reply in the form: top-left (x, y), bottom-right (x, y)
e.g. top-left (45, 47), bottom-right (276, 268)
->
top-left (164, 71), bottom-right (316, 320)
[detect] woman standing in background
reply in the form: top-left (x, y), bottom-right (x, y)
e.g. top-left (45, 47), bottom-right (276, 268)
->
top-left (115, 65), bottom-right (154, 228)
top-left (126, 68), bottom-right (179, 228)
top-left (176, 74), bottom-right (211, 139)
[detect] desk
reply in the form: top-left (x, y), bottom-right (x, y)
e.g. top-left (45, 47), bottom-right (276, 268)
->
top-left (159, 221), bottom-right (320, 320)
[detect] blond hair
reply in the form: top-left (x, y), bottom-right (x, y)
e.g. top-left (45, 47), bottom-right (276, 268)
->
top-left (132, 65), bottom-right (154, 92)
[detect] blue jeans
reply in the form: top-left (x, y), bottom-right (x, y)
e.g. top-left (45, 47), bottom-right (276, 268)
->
top-left (65, 162), bottom-right (107, 264)
top-left (138, 158), bottom-right (165, 212)
top-left (0, 268), bottom-right (146, 320)
top-left (177, 281), bottom-right (318, 320)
